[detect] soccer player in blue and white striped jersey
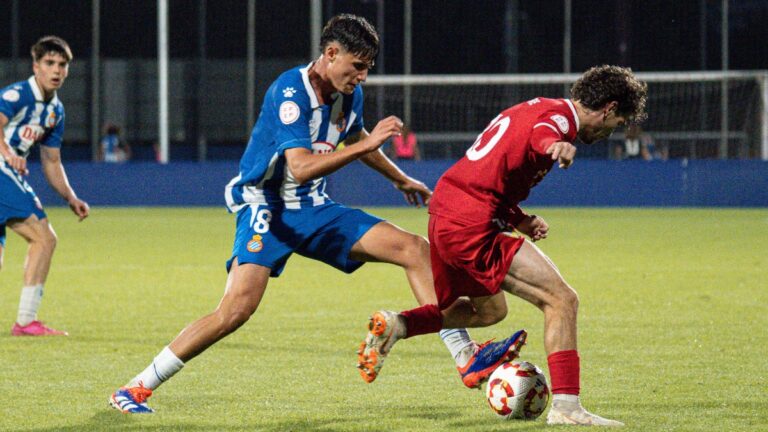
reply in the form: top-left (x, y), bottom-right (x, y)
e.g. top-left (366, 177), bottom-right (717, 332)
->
top-left (0, 36), bottom-right (89, 337)
top-left (111, 14), bottom-right (438, 413)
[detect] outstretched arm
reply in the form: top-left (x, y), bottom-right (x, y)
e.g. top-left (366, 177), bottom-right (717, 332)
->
top-left (285, 115), bottom-right (403, 185)
top-left (351, 130), bottom-right (431, 207)
top-left (40, 146), bottom-right (89, 221)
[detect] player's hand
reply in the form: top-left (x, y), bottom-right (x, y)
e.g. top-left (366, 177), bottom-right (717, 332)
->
top-left (363, 116), bottom-right (403, 153)
top-left (546, 141), bottom-right (576, 169)
top-left (5, 153), bottom-right (28, 175)
top-left (394, 176), bottom-right (432, 207)
top-left (516, 215), bottom-right (549, 242)
top-left (68, 197), bottom-right (90, 221)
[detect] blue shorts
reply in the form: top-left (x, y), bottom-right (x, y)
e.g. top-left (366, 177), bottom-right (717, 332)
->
top-left (0, 161), bottom-right (47, 246)
top-left (227, 202), bottom-right (383, 277)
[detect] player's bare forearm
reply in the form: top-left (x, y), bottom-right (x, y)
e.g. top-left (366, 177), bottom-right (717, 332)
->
top-left (40, 147), bottom-right (77, 202)
top-left (359, 149), bottom-right (410, 184)
top-left (0, 114), bottom-right (29, 175)
top-left (284, 144), bottom-right (370, 185)
top-left (359, 146), bottom-right (432, 207)
top-left (0, 115), bottom-right (13, 159)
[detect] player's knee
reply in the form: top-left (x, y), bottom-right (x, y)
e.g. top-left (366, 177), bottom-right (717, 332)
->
top-left (43, 230), bottom-right (58, 252)
top-left (478, 302), bottom-right (507, 326)
top-left (554, 283), bottom-right (579, 315)
top-left (402, 234), bottom-right (429, 262)
top-left (219, 302), bottom-right (258, 332)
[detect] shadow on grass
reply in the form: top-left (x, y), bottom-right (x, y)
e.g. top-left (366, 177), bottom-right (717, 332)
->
top-left (23, 410), bottom-right (367, 432)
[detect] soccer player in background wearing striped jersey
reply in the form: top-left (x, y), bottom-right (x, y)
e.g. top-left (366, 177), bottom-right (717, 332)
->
top-left (0, 36), bottom-right (89, 337)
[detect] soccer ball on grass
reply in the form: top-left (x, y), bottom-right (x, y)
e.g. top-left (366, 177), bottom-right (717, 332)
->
top-left (485, 361), bottom-right (550, 419)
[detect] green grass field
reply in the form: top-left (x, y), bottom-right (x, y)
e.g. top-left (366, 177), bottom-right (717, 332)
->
top-left (1, 207), bottom-right (766, 431)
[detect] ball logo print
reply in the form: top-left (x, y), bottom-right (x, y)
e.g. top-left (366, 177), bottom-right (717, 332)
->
top-left (485, 361), bottom-right (549, 420)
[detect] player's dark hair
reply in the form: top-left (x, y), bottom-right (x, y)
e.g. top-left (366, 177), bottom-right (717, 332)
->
top-left (320, 14), bottom-right (379, 63)
top-left (571, 65), bottom-right (647, 122)
top-left (31, 35), bottom-right (73, 62)
top-left (104, 123), bottom-right (120, 135)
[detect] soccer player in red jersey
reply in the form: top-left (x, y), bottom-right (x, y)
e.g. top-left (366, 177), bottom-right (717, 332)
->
top-left (359, 65), bottom-right (647, 426)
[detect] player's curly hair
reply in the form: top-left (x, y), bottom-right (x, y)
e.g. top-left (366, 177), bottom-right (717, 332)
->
top-left (31, 35), bottom-right (73, 62)
top-left (320, 14), bottom-right (379, 63)
top-left (571, 65), bottom-right (647, 122)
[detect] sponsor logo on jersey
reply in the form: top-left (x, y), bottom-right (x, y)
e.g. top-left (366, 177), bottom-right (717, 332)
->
top-left (335, 111), bottom-right (346, 132)
top-left (282, 87), bottom-right (297, 97)
top-left (18, 124), bottom-right (44, 145)
top-left (550, 114), bottom-right (569, 134)
top-left (279, 101), bottom-right (300, 125)
top-left (3, 89), bottom-right (20, 102)
top-left (312, 141), bottom-right (337, 154)
top-left (247, 234), bottom-right (263, 253)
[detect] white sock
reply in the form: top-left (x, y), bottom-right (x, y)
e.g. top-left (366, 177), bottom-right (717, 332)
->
top-left (17, 284), bottom-right (43, 326)
top-left (553, 394), bottom-right (581, 407)
top-left (128, 346), bottom-right (185, 390)
top-left (439, 328), bottom-right (475, 366)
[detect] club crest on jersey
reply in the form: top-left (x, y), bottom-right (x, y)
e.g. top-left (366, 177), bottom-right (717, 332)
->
top-left (45, 111), bottom-right (56, 128)
top-left (279, 101), bottom-right (300, 125)
top-left (550, 114), bottom-right (569, 134)
top-left (312, 141), bottom-right (337, 154)
top-left (247, 234), bottom-right (263, 253)
top-left (2, 89), bottom-right (20, 102)
top-left (282, 87), bottom-right (296, 97)
top-left (335, 111), bottom-right (346, 132)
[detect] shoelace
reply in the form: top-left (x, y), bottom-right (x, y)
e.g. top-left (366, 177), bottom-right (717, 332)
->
top-left (127, 383), bottom-right (153, 403)
top-left (476, 338), bottom-right (507, 361)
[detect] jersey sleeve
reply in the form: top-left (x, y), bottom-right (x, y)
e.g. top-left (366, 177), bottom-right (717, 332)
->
top-left (508, 205), bottom-right (529, 227)
top-left (271, 82), bottom-right (312, 154)
top-left (42, 107), bottom-right (65, 148)
top-left (0, 87), bottom-right (24, 120)
top-left (529, 112), bottom-right (570, 155)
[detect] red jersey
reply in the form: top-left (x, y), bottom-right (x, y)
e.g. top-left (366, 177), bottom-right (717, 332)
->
top-left (429, 98), bottom-right (579, 227)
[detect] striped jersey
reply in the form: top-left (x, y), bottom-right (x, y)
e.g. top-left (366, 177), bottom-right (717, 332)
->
top-left (0, 76), bottom-right (65, 160)
top-left (225, 63), bottom-right (365, 212)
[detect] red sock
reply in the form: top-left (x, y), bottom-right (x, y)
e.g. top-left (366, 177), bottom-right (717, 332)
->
top-left (547, 350), bottom-right (580, 395)
top-left (400, 304), bottom-right (442, 338)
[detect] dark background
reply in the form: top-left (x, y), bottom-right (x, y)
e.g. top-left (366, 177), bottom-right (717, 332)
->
top-left (0, 0), bottom-right (765, 73)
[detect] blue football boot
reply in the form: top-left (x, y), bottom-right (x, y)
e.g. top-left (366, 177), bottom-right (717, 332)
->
top-left (109, 383), bottom-right (155, 413)
top-left (457, 329), bottom-right (527, 388)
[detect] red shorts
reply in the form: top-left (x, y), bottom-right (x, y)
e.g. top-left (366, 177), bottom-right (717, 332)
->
top-left (428, 214), bottom-right (525, 310)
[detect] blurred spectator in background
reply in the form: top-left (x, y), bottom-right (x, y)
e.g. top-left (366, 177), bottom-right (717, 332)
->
top-left (97, 122), bottom-right (131, 163)
top-left (390, 125), bottom-right (421, 161)
top-left (623, 124), bottom-right (654, 160)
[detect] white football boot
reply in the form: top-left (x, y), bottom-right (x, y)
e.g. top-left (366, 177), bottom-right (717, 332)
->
top-left (357, 310), bottom-right (406, 383)
top-left (547, 399), bottom-right (625, 426)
